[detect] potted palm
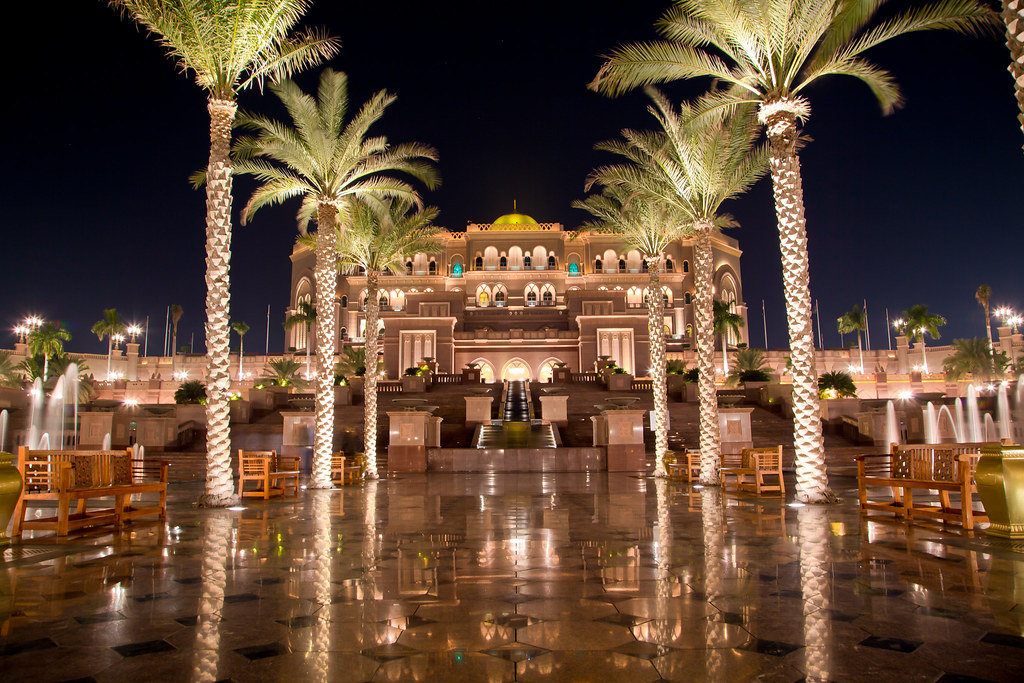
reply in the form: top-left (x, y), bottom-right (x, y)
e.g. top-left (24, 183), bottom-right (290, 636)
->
top-left (401, 366), bottom-right (427, 393)
top-left (727, 349), bottom-right (772, 401)
top-left (606, 365), bottom-right (634, 392)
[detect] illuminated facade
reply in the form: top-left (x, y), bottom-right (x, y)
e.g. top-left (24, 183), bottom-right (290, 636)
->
top-left (287, 211), bottom-right (747, 380)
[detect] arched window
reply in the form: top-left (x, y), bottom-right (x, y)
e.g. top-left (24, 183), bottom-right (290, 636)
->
top-left (684, 292), bottom-right (692, 305)
top-left (476, 284), bottom-right (491, 307)
top-left (509, 246), bottom-right (524, 270)
top-left (473, 359), bottom-right (495, 384)
top-left (595, 258), bottom-right (602, 272)
top-left (682, 260), bottom-right (689, 273)
top-left (618, 258), bottom-right (626, 272)
top-left (494, 286), bottom-right (507, 306)
top-left (390, 289), bottom-right (405, 311)
top-left (474, 255), bottom-right (483, 270)
top-left (428, 260), bottom-right (437, 275)
top-left (541, 284), bottom-right (555, 305)
top-left (642, 260), bottom-right (649, 272)
top-left (525, 283), bottom-right (539, 306)
top-left (665, 259), bottom-right (674, 272)
top-left (452, 263), bottom-right (463, 277)
top-left (341, 295), bottom-right (348, 308)
top-left (627, 286), bottom-right (644, 308)
top-left (662, 286), bottom-right (673, 308)
top-left (379, 293), bottom-right (389, 308)
top-left (686, 324), bottom-right (693, 338)
top-left (539, 359), bottom-right (561, 383)
top-left (501, 358), bottom-right (531, 381)
top-left (499, 255), bottom-right (507, 269)
top-left (340, 327), bottom-right (347, 340)
top-left (293, 291), bottom-right (311, 350)
top-left (523, 254), bottom-right (532, 269)
top-left (547, 255), bottom-right (556, 269)
top-left (405, 260), bottom-right (413, 275)
top-left (360, 289), bottom-right (368, 310)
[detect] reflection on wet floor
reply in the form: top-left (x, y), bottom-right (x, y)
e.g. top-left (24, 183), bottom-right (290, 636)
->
top-left (2, 473), bottom-right (1024, 682)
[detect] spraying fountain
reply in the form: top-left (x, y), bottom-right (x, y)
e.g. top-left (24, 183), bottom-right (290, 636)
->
top-left (21, 363), bottom-right (82, 450)
top-left (885, 401), bottom-right (901, 447)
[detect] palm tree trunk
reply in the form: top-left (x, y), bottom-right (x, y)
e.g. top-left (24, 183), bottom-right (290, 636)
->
top-left (694, 221), bottom-right (721, 485)
top-left (857, 334), bottom-right (864, 374)
top-left (363, 271), bottom-right (381, 479)
top-left (106, 336), bottom-right (113, 380)
top-left (1003, 1), bottom-right (1024, 150)
top-left (238, 336), bottom-right (243, 381)
top-left (921, 339), bottom-right (929, 374)
top-left (984, 302), bottom-right (995, 374)
top-left (721, 335), bottom-right (729, 377)
top-left (198, 97), bottom-right (239, 508)
top-left (310, 203), bottom-right (339, 489)
top-left (761, 101), bottom-right (834, 504)
top-left (646, 257), bottom-right (668, 477)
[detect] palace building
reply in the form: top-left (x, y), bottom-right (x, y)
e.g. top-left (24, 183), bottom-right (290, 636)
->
top-left (287, 210), bottom-right (747, 381)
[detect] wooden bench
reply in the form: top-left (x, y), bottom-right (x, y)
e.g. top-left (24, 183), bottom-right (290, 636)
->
top-left (331, 452), bottom-right (362, 485)
top-left (238, 449), bottom-right (300, 500)
top-left (12, 447), bottom-right (168, 537)
top-left (665, 450), bottom-right (700, 482)
top-left (856, 443), bottom-right (991, 530)
top-left (721, 446), bottom-right (785, 495)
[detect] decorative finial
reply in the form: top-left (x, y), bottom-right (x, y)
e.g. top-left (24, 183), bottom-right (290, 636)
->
top-left (513, 199), bottom-right (517, 213)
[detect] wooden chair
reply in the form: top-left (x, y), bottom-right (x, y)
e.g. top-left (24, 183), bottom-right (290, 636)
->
top-left (721, 446), bottom-right (785, 495)
top-left (665, 450), bottom-right (701, 482)
top-left (331, 452), bottom-right (362, 485)
top-left (239, 449), bottom-right (300, 499)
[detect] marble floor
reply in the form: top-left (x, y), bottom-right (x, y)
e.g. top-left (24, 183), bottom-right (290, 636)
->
top-left (2, 473), bottom-right (1023, 682)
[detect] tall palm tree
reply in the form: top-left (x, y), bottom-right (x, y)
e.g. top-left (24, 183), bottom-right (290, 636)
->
top-left (574, 185), bottom-right (690, 478)
top-left (231, 321), bottom-right (250, 381)
top-left (335, 198), bottom-right (442, 479)
top-left (713, 299), bottom-right (744, 376)
top-left (975, 284), bottom-right (995, 373)
top-left (590, 0), bottom-right (994, 504)
top-left (577, 91), bottom-right (766, 483)
top-left (92, 308), bottom-right (127, 380)
top-left (27, 322), bottom-right (71, 382)
top-left (898, 304), bottom-right (946, 374)
top-left (0, 351), bottom-right (24, 389)
top-left (1001, 2), bottom-right (1024, 149)
top-left (170, 304), bottom-right (183, 377)
top-left (110, 0), bottom-right (337, 508)
top-left (284, 300), bottom-right (316, 380)
top-left (836, 304), bottom-right (867, 374)
top-left (234, 68), bottom-right (439, 490)
top-left (943, 337), bottom-right (1003, 381)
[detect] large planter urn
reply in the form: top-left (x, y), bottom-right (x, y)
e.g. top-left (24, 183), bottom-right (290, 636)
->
top-left (607, 373), bottom-right (634, 392)
top-left (976, 444), bottom-right (1024, 539)
top-left (0, 452), bottom-right (24, 546)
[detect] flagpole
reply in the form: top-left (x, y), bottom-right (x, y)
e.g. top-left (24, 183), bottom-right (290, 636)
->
top-left (885, 307), bottom-right (892, 351)
top-left (143, 316), bottom-right (149, 357)
top-left (265, 304), bottom-right (271, 355)
top-left (762, 299), bottom-right (768, 349)
top-left (815, 299), bottom-right (823, 350)
top-left (163, 306), bottom-right (170, 357)
top-left (863, 298), bottom-right (872, 350)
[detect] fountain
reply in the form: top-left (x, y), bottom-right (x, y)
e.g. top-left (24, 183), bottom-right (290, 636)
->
top-left (923, 402), bottom-right (937, 444)
top-left (101, 433), bottom-right (111, 450)
top-left (937, 404), bottom-right (959, 442)
top-left (21, 363), bottom-right (82, 450)
top-left (954, 399), bottom-right (966, 443)
top-left (997, 383), bottom-right (1012, 442)
top-left (885, 400), bottom-right (901, 447)
top-left (966, 385), bottom-right (982, 443)
top-left (0, 409), bottom-right (7, 452)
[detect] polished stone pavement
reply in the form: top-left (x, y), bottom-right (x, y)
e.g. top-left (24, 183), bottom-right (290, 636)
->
top-left (2, 473), bottom-right (1024, 682)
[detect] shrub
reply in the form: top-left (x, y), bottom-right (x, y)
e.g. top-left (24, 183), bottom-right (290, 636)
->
top-left (666, 359), bottom-right (687, 375)
top-left (818, 371), bottom-right (857, 399)
top-left (683, 369), bottom-right (699, 383)
top-left (174, 380), bottom-right (207, 405)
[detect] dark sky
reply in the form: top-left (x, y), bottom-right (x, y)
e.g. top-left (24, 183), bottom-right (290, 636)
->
top-left (3, 1), bottom-right (1020, 356)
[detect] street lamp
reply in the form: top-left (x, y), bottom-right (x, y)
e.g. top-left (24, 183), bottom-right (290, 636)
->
top-left (111, 333), bottom-right (125, 349)
top-left (1008, 314), bottom-right (1023, 334)
top-left (24, 316), bottom-right (43, 330)
top-left (127, 324), bottom-right (142, 342)
top-left (13, 324), bottom-right (28, 343)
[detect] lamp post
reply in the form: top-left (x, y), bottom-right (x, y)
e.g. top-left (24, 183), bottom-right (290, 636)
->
top-left (127, 324), bottom-right (142, 343)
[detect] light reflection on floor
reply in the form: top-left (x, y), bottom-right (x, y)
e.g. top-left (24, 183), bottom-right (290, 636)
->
top-left (1, 473), bottom-right (1023, 682)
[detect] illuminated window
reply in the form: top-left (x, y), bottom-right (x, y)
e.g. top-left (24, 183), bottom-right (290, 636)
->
top-left (665, 259), bottom-right (674, 272)
top-left (502, 359), bottom-right (530, 381)
top-left (523, 255), bottom-right (532, 269)
top-left (525, 283), bottom-right (539, 305)
top-left (569, 262), bottom-right (579, 276)
top-left (682, 260), bottom-right (689, 273)
top-left (453, 263), bottom-right (463, 277)
top-left (429, 260), bottom-right (437, 275)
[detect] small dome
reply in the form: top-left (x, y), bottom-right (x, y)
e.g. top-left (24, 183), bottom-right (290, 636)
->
top-left (492, 212), bottom-right (538, 226)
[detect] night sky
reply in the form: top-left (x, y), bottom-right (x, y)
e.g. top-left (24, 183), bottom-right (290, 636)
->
top-left (3, 1), bottom-right (1020, 357)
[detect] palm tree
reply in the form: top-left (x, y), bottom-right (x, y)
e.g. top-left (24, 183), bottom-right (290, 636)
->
top-left (284, 301), bottom-right (316, 380)
top-left (170, 304), bottom-right (183, 376)
top-left (27, 322), bottom-right (71, 382)
top-left (336, 198), bottom-right (442, 479)
top-left (590, 0), bottom-right (994, 504)
top-left (898, 304), bottom-right (946, 374)
top-left (713, 300), bottom-right (744, 376)
top-left (261, 357), bottom-right (308, 389)
top-left (836, 304), bottom-right (867, 374)
top-left (579, 91), bottom-right (766, 484)
top-left (1001, 2), bottom-right (1024, 149)
top-left (975, 284), bottom-right (994, 373)
top-left (110, 0), bottom-right (337, 508)
top-left (574, 185), bottom-right (690, 478)
top-left (943, 337), bottom-right (1003, 381)
top-left (727, 348), bottom-right (771, 386)
top-left (92, 308), bottom-right (126, 380)
top-left (0, 351), bottom-right (24, 389)
top-left (234, 68), bottom-right (439, 490)
top-left (818, 370), bottom-right (857, 399)
top-left (231, 321), bottom-right (250, 381)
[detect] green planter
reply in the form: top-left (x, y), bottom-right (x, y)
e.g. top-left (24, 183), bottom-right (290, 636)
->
top-left (0, 452), bottom-right (24, 546)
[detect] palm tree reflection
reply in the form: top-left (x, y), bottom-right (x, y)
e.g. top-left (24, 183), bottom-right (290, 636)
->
top-left (191, 511), bottom-right (232, 682)
top-left (798, 505), bottom-right (832, 682)
top-left (310, 490), bottom-right (332, 683)
top-left (701, 487), bottom-right (726, 676)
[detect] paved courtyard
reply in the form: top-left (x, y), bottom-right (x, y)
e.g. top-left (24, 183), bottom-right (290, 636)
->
top-left (2, 472), bottom-right (1023, 682)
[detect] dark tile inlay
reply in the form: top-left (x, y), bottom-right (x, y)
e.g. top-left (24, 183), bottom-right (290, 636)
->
top-left (487, 614), bottom-right (537, 629)
top-left (360, 643), bottom-right (419, 662)
top-left (613, 640), bottom-right (674, 660)
top-left (501, 594), bottom-right (536, 605)
top-left (936, 674), bottom-right (998, 683)
top-left (256, 577), bottom-right (284, 586)
top-left (112, 640), bottom-right (176, 658)
top-left (592, 594), bottom-right (636, 604)
top-left (47, 590), bottom-right (86, 601)
top-left (980, 632), bottom-right (1024, 649)
top-left (175, 616), bottom-right (199, 627)
top-left (824, 610), bottom-right (858, 623)
top-left (0, 637), bottom-right (58, 657)
top-left (234, 642), bottom-right (288, 661)
top-left (277, 614), bottom-right (324, 629)
top-left (769, 590), bottom-right (804, 599)
top-left (597, 613), bottom-right (648, 628)
top-left (132, 592), bottom-right (173, 603)
top-left (223, 593), bottom-right (260, 604)
top-left (75, 612), bottom-right (126, 625)
top-left (174, 577), bottom-right (202, 585)
top-left (859, 635), bottom-right (922, 653)
top-left (482, 646), bottom-right (548, 662)
top-left (737, 638), bottom-right (803, 657)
